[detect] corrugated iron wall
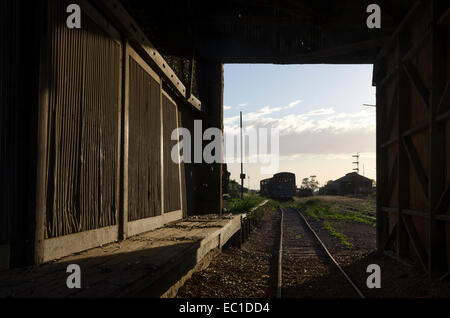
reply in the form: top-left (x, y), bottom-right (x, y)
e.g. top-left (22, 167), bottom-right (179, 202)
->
top-left (375, 0), bottom-right (450, 278)
top-left (44, 0), bottom-right (121, 238)
top-left (2, 0), bottom-right (197, 266)
top-left (128, 57), bottom-right (162, 221)
top-left (162, 94), bottom-right (182, 213)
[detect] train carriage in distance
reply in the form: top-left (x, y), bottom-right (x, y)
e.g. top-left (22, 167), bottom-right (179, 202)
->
top-left (260, 178), bottom-right (272, 197)
top-left (260, 172), bottom-right (296, 200)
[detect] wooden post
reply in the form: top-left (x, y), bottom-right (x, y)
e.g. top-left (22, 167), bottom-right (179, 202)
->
top-left (197, 60), bottom-right (223, 214)
top-left (119, 42), bottom-right (130, 240)
top-left (115, 33), bottom-right (124, 242)
top-left (429, 0), bottom-right (448, 279)
top-left (34, 0), bottom-right (50, 265)
top-left (376, 62), bottom-right (388, 251)
top-left (396, 30), bottom-right (410, 258)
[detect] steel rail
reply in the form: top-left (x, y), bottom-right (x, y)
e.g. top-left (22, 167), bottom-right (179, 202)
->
top-left (294, 208), bottom-right (365, 298)
top-left (276, 208), bottom-right (284, 298)
top-left (277, 207), bottom-right (365, 298)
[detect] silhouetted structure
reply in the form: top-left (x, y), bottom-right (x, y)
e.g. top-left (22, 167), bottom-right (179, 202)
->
top-left (222, 164), bottom-right (231, 194)
top-left (260, 172), bottom-right (296, 200)
top-left (328, 172), bottom-right (373, 195)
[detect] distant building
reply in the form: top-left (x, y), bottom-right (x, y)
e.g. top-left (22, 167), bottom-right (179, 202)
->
top-left (329, 172), bottom-right (374, 195)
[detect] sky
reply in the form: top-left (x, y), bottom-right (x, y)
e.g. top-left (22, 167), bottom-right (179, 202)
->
top-left (223, 64), bottom-right (376, 190)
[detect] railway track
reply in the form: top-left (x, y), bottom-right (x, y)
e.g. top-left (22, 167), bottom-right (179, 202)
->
top-left (277, 207), bottom-right (365, 298)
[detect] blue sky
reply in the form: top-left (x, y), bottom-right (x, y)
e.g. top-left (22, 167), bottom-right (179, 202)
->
top-left (223, 64), bottom-right (376, 189)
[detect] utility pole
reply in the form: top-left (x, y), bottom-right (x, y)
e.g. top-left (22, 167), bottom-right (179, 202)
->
top-left (240, 111), bottom-right (245, 198)
top-left (352, 153), bottom-right (360, 174)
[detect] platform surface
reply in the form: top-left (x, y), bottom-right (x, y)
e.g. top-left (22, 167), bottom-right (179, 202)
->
top-left (0, 214), bottom-right (242, 298)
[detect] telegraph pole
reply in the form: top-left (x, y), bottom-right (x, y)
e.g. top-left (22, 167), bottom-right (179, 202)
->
top-left (240, 112), bottom-right (245, 198)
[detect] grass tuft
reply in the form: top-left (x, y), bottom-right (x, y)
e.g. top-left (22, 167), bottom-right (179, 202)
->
top-left (290, 198), bottom-right (375, 249)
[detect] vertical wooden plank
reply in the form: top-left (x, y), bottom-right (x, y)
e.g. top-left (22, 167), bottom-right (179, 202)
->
top-left (196, 60), bottom-right (223, 214)
top-left (120, 43), bottom-right (130, 240)
top-left (34, 0), bottom-right (50, 264)
top-left (397, 31), bottom-right (410, 258)
top-left (160, 82), bottom-right (165, 214)
top-left (116, 36), bottom-right (124, 238)
top-left (376, 63), bottom-right (388, 250)
top-left (429, 0), bottom-right (448, 278)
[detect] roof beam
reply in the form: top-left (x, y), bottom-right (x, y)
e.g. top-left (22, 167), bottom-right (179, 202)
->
top-left (287, 37), bottom-right (389, 63)
top-left (92, 0), bottom-right (202, 111)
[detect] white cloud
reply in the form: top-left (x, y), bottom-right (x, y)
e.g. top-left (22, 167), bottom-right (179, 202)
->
top-left (224, 105), bottom-right (375, 158)
top-left (288, 99), bottom-right (303, 107)
top-left (224, 105), bottom-right (231, 110)
top-left (239, 103), bottom-right (248, 107)
top-left (304, 108), bottom-right (335, 116)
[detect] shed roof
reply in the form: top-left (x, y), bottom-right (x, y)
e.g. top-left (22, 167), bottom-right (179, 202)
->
top-left (334, 172), bottom-right (373, 184)
top-left (121, 0), bottom-right (415, 64)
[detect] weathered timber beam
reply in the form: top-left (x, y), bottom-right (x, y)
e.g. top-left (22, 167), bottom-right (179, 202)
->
top-left (437, 7), bottom-right (450, 24)
top-left (440, 270), bottom-right (450, 281)
top-left (290, 37), bottom-right (389, 63)
top-left (402, 27), bottom-right (433, 62)
top-left (401, 214), bottom-right (429, 273)
top-left (402, 209), bottom-right (429, 218)
top-left (402, 122), bottom-right (429, 138)
top-left (381, 137), bottom-right (398, 149)
top-left (376, 0), bottom-right (425, 61)
top-left (384, 155), bottom-right (398, 203)
top-left (186, 53), bottom-right (195, 100)
top-left (434, 183), bottom-right (450, 214)
top-left (436, 109), bottom-right (450, 122)
top-left (437, 80), bottom-right (450, 114)
top-left (403, 60), bottom-right (430, 108)
top-left (378, 223), bottom-right (397, 253)
top-left (429, 0), bottom-right (448, 279)
top-left (402, 137), bottom-right (429, 198)
top-left (381, 206), bottom-right (398, 214)
top-left (383, 85), bottom-right (399, 142)
top-left (92, 0), bottom-right (202, 112)
top-left (435, 214), bottom-right (450, 222)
